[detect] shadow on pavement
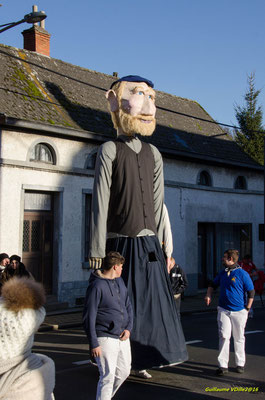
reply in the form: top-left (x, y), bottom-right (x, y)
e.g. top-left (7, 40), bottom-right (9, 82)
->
top-left (54, 364), bottom-right (226, 400)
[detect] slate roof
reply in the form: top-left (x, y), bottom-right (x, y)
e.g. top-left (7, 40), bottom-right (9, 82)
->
top-left (0, 44), bottom-right (261, 170)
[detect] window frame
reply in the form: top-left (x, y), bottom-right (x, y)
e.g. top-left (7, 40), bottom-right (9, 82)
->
top-left (82, 189), bottom-right (92, 268)
top-left (234, 175), bottom-right (247, 190)
top-left (197, 169), bottom-right (212, 187)
top-left (27, 139), bottom-right (58, 166)
top-left (85, 148), bottom-right (98, 170)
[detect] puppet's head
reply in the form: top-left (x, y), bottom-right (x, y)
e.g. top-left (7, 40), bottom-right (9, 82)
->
top-left (106, 75), bottom-right (156, 137)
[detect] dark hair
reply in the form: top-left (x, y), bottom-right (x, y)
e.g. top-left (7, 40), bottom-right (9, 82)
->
top-left (103, 251), bottom-right (125, 271)
top-left (0, 253), bottom-right (9, 263)
top-left (224, 249), bottom-right (239, 262)
top-left (243, 254), bottom-right (251, 260)
top-left (8, 255), bottom-right (30, 278)
top-left (10, 255), bottom-right (21, 263)
top-left (6, 263), bottom-right (30, 278)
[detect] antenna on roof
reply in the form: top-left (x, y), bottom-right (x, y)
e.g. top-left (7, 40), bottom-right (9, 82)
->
top-left (32, 5), bottom-right (38, 26)
top-left (30, 5), bottom-right (45, 28)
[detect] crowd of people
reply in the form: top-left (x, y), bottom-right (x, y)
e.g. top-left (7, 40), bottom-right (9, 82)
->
top-left (0, 253), bottom-right (33, 295)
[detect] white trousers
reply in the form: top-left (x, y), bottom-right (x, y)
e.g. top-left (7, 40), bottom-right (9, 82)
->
top-left (95, 337), bottom-right (131, 400)
top-left (217, 306), bottom-right (248, 368)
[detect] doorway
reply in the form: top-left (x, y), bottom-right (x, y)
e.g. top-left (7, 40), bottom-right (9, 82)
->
top-left (197, 222), bottom-right (252, 289)
top-left (197, 223), bottom-right (215, 289)
top-left (22, 192), bottom-right (54, 293)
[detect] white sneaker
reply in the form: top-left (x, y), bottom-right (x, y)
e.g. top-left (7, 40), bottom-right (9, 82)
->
top-left (135, 369), bottom-right (152, 379)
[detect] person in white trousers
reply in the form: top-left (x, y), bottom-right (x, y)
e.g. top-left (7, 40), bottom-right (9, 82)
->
top-left (96, 337), bottom-right (131, 399)
top-left (83, 252), bottom-right (133, 400)
top-left (205, 249), bottom-right (254, 376)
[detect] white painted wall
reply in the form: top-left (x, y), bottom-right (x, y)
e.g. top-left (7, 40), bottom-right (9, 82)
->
top-left (164, 159), bottom-right (263, 191)
top-left (1, 129), bottom-right (98, 169)
top-left (164, 158), bottom-right (264, 294)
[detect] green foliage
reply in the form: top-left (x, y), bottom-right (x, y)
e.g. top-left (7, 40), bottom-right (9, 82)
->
top-left (234, 72), bottom-right (264, 165)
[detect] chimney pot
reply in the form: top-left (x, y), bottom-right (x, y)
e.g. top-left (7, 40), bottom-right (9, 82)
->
top-left (22, 4), bottom-right (50, 56)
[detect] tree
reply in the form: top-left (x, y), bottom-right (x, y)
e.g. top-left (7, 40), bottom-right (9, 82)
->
top-left (234, 72), bottom-right (264, 165)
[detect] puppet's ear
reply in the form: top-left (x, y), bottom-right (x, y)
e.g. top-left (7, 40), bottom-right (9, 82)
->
top-left (106, 90), bottom-right (119, 112)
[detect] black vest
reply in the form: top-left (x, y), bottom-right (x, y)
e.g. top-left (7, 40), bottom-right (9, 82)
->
top-left (107, 140), bottom-right (158, 237)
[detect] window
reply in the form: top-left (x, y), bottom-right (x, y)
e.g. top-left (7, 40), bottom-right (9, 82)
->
top-left (259, 224), bottom-right (264, 241)
top-left (197, 170), bottom-right (212, 186)
top-left (30, 143), bottom-right (55, 164)
top-left (85, 149), bottom-right (98, 170)
top-left (24, 192), bottom-right (52, 211)
top-left (235, 176), bottom-right (247, 190)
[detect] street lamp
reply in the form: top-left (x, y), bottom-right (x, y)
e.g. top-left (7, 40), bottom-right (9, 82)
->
top-left (0, 9), bottom-right (46, 33)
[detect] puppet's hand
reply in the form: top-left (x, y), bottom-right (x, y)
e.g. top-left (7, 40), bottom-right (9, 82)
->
top-left (89, 257), bottom-right (103, 269)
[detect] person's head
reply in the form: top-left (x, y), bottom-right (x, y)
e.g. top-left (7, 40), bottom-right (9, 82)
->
top-left (103, 251), bottom-right (125, 278)
top-left (9, 255), bottom-right (21, 270)
top-left (222, 249), bottom-right (239, 267)
top-left (0, 253), bottom-right (9, 267)
top-left (106, 75), bottom-right (156, 137)
top-left (242, 254), bottom-right (251, 263)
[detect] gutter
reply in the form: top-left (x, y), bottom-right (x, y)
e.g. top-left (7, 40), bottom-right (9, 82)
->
top-left (159, 145), bottom-right (264, 172)
top-left (0, 114), bottom-right (113, 144)
top-left (0, 114), bottom-right (262, 172)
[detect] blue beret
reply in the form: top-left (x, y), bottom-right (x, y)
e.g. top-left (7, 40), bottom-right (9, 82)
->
top-left (110, 75), bottom-right (154, 89)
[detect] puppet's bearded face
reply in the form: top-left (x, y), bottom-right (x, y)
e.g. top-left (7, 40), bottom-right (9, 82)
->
top-left (114, 81), bottom-right (156, 136)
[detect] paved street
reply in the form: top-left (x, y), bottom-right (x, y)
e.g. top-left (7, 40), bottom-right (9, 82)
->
top-left (34, 308), bottom-right (265, 399)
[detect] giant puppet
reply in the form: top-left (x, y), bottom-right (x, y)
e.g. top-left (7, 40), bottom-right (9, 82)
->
top-left (89, 75), bottom-right (188, 370)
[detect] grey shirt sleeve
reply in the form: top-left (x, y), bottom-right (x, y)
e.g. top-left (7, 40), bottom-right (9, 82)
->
top-left (150, 144), bottom-right (165, 244)
top-left (162, 204), bottom-right (173, 257)
top-left (90, 141), bottom-right (116, 258)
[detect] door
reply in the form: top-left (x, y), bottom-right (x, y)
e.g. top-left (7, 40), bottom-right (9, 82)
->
top-left (198, 223), bottom-right (215, 288)
top-left (198, 222), bottom-right (252, 289)
top-left (22, 192), bottom-right (53, 293)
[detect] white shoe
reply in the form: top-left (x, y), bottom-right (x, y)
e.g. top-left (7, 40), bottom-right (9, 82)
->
top-left (135, 369), bottom-right (152, 379)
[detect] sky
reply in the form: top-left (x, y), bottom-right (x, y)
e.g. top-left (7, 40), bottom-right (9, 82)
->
top-left (0, 0), bottom-right (264, 130)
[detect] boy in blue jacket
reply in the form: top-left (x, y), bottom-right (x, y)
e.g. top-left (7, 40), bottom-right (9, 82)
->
top-left (205, 249), bottom-right (254, 376)
top-left (83, 251), bottom-right (133, 400)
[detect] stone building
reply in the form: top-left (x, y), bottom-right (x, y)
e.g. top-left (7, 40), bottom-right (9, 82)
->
top-left (0, 23), bottom-right (263, 306)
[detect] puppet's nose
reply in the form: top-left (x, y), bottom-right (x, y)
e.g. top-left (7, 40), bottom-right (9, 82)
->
top-left (141, 96), bottom-right (156, 116)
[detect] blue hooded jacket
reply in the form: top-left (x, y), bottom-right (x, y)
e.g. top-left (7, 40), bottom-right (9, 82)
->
top-left (83, 270), bottom-right (133, 349)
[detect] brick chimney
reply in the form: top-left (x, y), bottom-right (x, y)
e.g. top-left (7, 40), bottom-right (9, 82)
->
top-left (22, 5), bottom-right (50, 56)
